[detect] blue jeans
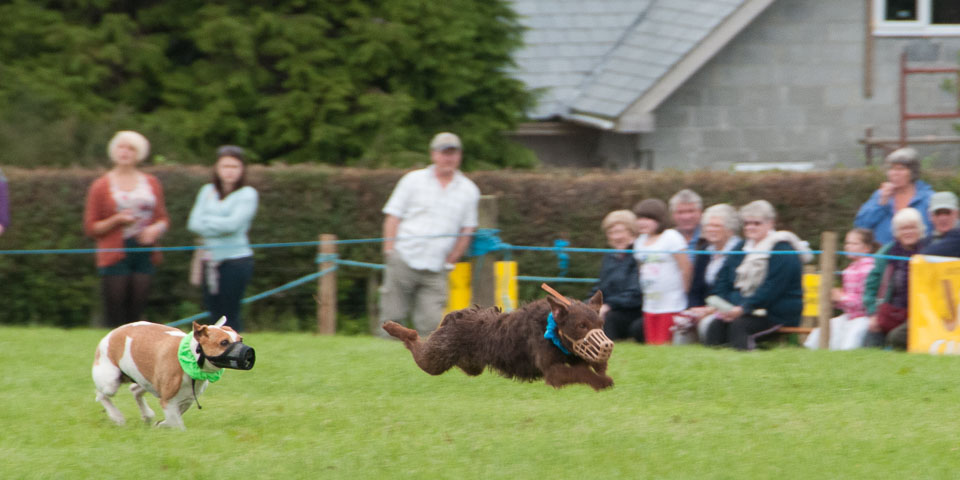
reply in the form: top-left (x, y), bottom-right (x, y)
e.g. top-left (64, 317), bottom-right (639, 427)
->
top-left (202, 256), bottom-right (254, 332)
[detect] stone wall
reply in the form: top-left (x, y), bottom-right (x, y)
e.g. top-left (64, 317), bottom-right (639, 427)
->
top-left (642, 0), bottom-right (960, 171)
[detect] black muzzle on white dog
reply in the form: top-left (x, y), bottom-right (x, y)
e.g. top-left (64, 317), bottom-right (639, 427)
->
top-left (201, 342), bottom-right (256, 370)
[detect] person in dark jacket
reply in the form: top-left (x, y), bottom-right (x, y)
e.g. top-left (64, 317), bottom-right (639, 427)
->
top-left (588, 210), bottom-right (644, 342)
top-left (703, 200), bottom-right (813, 350)
top-left (688, 204), bottom-right (742, 308)
top-left (920, 191), bottom-right (960, 256)
top-left (683, 203), bottom-right (742, 341)
top-left (864, 207), bottom-right (929, 350)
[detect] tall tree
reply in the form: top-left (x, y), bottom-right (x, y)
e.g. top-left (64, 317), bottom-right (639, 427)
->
top-left (0, 0), bottom-right (536, 168)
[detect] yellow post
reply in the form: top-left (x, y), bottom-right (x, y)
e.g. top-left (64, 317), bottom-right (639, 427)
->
top-left (495, 261), bottom-right (518, 312)
top-left (445, 262), bottom-right (472, 313)
top-left (318, 234), bottom-right (337, 335)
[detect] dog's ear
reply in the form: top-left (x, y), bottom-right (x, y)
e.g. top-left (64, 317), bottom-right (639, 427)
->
top-left (546, 296), bottom-right (568, 318)
top-left (193, 321), bottom-right (208, 338)
top-left (587, 290), bottom-right (604, 312)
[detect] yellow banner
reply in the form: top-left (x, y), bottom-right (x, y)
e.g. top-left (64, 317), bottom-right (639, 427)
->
top-left (907, 256), bottom-right (960, 354)
top-left (802, 273), bottom-right (820, 317)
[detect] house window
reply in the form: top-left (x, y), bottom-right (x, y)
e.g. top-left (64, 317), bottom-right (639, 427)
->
top-left (874, 0), bottom-right (960, 36)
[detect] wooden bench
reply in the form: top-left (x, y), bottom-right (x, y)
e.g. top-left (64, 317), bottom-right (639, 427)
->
top-left (777, 326), bottom-right (814, 335)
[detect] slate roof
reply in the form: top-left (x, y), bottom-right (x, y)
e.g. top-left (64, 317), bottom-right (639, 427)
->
top-left (510, 0), bottom-right (753, 125)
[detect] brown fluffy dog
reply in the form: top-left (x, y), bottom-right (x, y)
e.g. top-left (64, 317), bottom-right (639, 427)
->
top-left (383, 291), bottom-right (614, 390)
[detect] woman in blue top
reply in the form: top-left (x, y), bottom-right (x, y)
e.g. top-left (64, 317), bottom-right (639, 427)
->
top-left (188, 145), bottom-right (259, 331)
top-left (854, 147), bottom-right (933, 245)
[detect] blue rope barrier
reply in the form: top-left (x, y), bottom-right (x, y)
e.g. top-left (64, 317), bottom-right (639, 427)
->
top-left (334, 259), bottom-right (385, 270)
top-left (165, 266), bottom-right (338, 327)
top-left (516, 275), bottom-right (598, 284)
top-left (0, 233), bottom-right (470, 256)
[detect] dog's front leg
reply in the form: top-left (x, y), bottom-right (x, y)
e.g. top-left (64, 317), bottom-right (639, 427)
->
top-left (130, 384), bottom-right (156, 424)
top-left (156, 399), bottom-right (186, 430)
top-left (538, 356), bottom-right (613, 391)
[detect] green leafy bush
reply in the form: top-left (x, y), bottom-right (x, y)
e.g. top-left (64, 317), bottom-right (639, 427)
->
top-left (4, 165), bottom-right (958, 330)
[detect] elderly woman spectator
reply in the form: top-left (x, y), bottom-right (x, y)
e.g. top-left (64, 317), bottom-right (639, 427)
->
top-left (680, 204), bottom-right (743, 340)
top-left (587, 210), bottom-right (644, 342)
top-left (803, 228), bottom-right (877, 350)
top-left (703, 200), bottom-right (813, 350)
top-left (854, 147), bottom-right (933, 245)
top-left (863, 208), bottom-right (929, 350)
top-left (632, 198), bottom-right (692, 345)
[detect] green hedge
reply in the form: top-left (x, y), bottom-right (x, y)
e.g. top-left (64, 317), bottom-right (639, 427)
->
top-left (3, 165), bottom-right (959, 331)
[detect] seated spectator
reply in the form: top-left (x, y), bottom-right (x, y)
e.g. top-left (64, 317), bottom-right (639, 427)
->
top-left (863, 208), bottom-right (929, 350)
top-left (926, 191), bottom-right (959, 246)
top-left (920, 192), bottom-right (960, 257)
top-left (703, 200), bottom-right (813, 350)
top-left (854, 147), bottom-right (933, 245)
top-left (681, 203), bottom-right (742, 341)
top-left (803, 228), bottom-right (877, 350)
top-left (588, 210), bottom-right (644, 342)
top-left (632, 198), bottom-right (692, 345)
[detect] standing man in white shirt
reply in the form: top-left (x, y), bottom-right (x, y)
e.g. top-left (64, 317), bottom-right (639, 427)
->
top-left (669, 189), bottom-right (703, 260)
top-left (378, 132), bottom-right (481, 336)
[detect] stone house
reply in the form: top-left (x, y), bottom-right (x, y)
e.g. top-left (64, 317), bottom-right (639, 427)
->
top-left (508, 0), bottom-right (960, 170)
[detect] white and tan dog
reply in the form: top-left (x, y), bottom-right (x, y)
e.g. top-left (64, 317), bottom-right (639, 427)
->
top-left (92, 317), bottom-right (255, 429)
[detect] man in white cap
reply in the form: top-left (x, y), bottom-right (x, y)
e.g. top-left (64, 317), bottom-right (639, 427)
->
top-left (378, 132), bottom-right (480, 336)
top-left (921, 191), bottom-right (960, 258)
top-left (926, 191), bottom-right (959, 245)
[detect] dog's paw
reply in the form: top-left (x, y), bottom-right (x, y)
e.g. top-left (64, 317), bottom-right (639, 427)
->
top-left (590, 375), bottom-right (614, 391)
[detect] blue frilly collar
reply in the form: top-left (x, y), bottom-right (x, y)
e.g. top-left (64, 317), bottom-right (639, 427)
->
top-left (544, 312), bottom-right (572, 355)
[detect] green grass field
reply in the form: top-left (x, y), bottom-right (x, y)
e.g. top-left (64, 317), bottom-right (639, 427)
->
top-left (3, 326), bottom-right (960, 479)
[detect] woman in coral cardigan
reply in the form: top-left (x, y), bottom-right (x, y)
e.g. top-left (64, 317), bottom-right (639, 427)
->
top-left (84, 131), bottom-right (169, 327)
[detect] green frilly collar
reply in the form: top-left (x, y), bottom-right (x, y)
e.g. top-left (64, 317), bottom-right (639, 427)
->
top-left (178, 333), bottom-right (224, 382)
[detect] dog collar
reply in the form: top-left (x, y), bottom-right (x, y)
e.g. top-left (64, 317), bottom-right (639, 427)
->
top-left (178, 333), bottom-right (224, 382)
top-left (544, 312), bottom-right (572, 356)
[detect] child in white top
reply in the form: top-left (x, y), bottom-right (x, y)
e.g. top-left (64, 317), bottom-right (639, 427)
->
top-left (632, 199), bottom-right (692, 344)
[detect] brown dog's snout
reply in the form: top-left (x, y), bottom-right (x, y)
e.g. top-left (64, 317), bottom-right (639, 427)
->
top-left (572, 329), bottom-right (614, 362)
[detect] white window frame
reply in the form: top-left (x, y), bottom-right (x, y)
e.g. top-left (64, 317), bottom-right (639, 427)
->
top-left (873, 0), bottom-right (960, 36)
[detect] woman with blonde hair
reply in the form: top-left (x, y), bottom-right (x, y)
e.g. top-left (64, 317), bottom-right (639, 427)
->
top-left (588, 209), bottom-right (644, 342)
top-left (84, 130), bottom-right (169, 327)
